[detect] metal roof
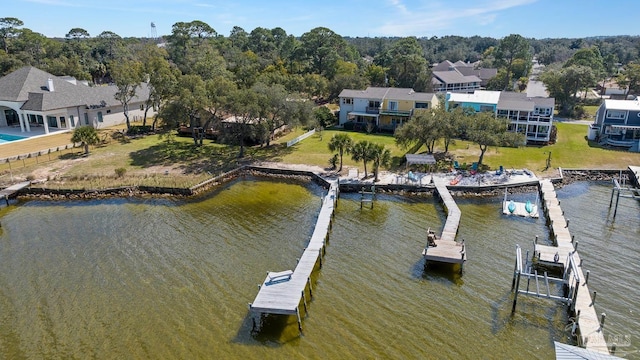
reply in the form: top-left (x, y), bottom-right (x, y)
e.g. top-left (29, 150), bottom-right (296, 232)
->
top-left (405, 153), bottom-right (436, 165)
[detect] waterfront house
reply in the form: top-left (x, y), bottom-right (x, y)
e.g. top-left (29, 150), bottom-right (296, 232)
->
top-left (0, 66), bottom-right (152, 135)
top-left (445, 90), bottom-right (555, 144)
top-left (338, 87), bottom-right (439, 132)
top-left (588, 98), bottom-right (640, 152)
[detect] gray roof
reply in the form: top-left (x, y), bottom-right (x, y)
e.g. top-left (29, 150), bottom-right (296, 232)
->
top-left (0, 66), bottom-right (150, 112)
top-left (497, 91), bottom-right (555, 111)
top-left (457, 66), bottom-right (498, 81)
top-left (432, 60), bottom-right (456, 71)
top-left (339, 87), bottom-right (436, 102)
top-left (432, 69), bottom-right (482, 85)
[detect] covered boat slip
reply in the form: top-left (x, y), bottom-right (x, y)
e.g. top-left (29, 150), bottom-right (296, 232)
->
top-left (249, 181), bottom-right (338, 332)
top-left (422, 178), bottom-right (466, 265)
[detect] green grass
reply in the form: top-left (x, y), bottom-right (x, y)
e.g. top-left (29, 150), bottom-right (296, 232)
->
top-left (2, 122), bottom-right (639, 189)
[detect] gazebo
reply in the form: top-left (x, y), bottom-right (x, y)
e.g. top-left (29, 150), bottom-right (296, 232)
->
top-left (405, 153), bottom-right (436, 170)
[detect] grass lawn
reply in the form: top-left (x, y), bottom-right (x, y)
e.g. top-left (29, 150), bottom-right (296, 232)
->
top-left (1, 122), bottom-right (639, 189)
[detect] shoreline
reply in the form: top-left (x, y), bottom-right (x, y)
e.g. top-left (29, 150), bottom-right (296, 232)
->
top-left (9, 165), bottom-right (630, 202)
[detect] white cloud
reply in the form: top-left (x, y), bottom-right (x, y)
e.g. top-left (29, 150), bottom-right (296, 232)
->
top-left (376, 0), bottom-right (537, 36)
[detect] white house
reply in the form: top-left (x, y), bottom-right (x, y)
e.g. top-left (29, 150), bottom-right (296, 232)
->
top-left (0, 66), bottom-right (153, 135)
top-left (446, 90), bottom-right (555, 144)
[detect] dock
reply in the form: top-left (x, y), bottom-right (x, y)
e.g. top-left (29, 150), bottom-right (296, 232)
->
top-left (513, 179), bottom-right (609, 355)
top-left (249, 181), bottom-right (338, 333)
top-left (422, 178), bottom-right (466, 265)
top-left (0, 181), bottom-right (31, 205)
top-left (502, 188), bottom-right (539, 218)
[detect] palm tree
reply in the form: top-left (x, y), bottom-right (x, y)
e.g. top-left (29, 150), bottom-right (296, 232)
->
top-left (371, 143), bottom-right (391, 182)
top-left (327, 133), bottom-right (353, 171)
top-left (71, 126), bottom-right (100, 155)
top-left (350, 140), bottom-right (375, 178)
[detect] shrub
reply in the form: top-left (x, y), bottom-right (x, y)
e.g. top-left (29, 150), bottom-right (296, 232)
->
top-left (127, 125), bottom-right (152, 136)
top-left (115, 168), bottom-right (127, 178)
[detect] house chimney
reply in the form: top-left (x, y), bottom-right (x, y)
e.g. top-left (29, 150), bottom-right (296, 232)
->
top-left (47, 78), bottom-right (54, 92)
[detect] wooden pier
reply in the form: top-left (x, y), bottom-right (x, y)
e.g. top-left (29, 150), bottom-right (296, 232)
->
top-left (0, 181), bottom-right (31, 205)
top-left (513, 179), bottom-right (609, 354)
top-left (249, 181), bottom-right (338, 334)
top-left (422, 178), bottom-right (466, 265)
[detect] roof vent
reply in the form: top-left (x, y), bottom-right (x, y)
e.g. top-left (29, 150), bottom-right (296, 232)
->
top-left (47, 78), bottom-right (54, 92)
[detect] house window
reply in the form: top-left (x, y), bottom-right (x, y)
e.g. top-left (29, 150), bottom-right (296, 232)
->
top-left (480, 105), bottom-right (494, 112)
top-left (342, 98), bottom-right (353, 105)
top-left (368, 100), bottom-right (380, 108)
top-left (4, 109), bottom-right (19, 126)
top-left (97, 111), bottom-right (103, 122)
top-left (84, 113), bottom-right (89, 125)
top-left (140, 104), bottom-right (144, 110)
top-left (415, 102), bottom-right (429, 109)
top-left (59, 116), bottom-right (66, 128)
top-left (47, 116), bottom-right (57, 128)
top-left (535, 107), bottom-right (551, 116)
top-left (606, 110), bottom-right (625, 119)
top-left (70, 115), bottom-right (75, 127)
top-left (389, 101), bottom-right (398, 111)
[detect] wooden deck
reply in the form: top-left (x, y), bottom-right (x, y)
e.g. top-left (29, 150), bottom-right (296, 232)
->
top-left (422, 179), bottom-right (466, 264)
top-left (0, 181), bottom-right (31, 205)
top-left (249, 181), bottom-right (338, 331)
top-left (538, 180), bottom-right (609, 354)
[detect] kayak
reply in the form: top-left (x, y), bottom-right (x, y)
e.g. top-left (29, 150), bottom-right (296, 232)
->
top-left (525, 200), bottom-right (534, 214)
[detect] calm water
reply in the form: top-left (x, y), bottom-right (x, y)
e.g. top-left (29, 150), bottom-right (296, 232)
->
top-left (0, 178), bottom-right (637, 359)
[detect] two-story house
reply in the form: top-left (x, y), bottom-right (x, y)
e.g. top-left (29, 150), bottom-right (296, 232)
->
top-left (338, 87), bottom-right (438, 132)
top-left (445, 90), bottom-right (555, 144)
top-left (588, 98), bottom-right (640, 152)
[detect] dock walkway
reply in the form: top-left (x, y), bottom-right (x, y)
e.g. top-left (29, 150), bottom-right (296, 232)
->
top-left (422, 178), bottom-right (466, 264)
top-left (537, 179), bottom-right (608, 354)
top-left (0, 181), bottom-right (31, 205)
top-left (249, 181), bottom-right (338, 332)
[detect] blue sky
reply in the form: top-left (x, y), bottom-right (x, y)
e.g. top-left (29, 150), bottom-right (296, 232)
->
top-left (9, 0), bottom-right (640, 39)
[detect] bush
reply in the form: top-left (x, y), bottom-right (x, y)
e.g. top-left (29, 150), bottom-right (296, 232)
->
top-left (127, 125), bottom-right (152, 136)
top-left (115, 168), bottom-right (127, 178)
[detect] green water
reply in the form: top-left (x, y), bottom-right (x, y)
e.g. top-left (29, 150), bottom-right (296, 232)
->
top-left (0, 178), bottom-right (637, 359)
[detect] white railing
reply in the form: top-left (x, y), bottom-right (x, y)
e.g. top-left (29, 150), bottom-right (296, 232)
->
top-left (286, 129), bottom-right (315, 147)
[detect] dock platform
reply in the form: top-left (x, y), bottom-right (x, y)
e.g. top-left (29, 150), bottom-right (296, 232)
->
top-left (249, 181), bottom-right (338, 333)
top-left (0, 181), bottom-right (31, 205)
top-left (537, 179), bottom-right (609, 354)
top-left (422, 178), bottom-right (466, 265)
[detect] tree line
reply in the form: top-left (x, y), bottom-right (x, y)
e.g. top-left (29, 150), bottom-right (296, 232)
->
top-left (2, 16), bottom-right (639, 145)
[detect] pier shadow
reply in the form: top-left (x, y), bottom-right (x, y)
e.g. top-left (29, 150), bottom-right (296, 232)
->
top-left (411, 258), bottom-right (464, 286)
top-left (232, 311), bottom-right (303, 346)
top-left (491, 290), bottom-right (570, 348)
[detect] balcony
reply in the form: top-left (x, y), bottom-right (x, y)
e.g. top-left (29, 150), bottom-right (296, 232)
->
top-left (365, 107), bottom-right (380, 114)
top-left (379, 108), bottom-right (412, 116)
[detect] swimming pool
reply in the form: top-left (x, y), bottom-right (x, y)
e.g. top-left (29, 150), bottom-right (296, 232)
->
top-left (0, 133), bottom-right (27, 144)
